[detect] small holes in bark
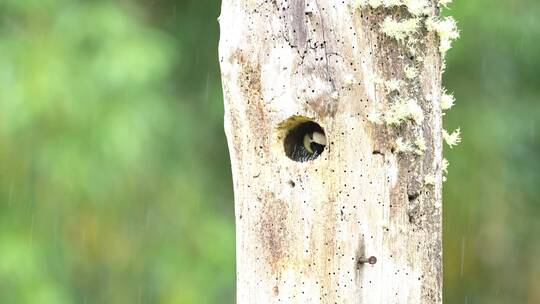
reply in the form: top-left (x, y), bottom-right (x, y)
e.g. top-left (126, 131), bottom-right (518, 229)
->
top-left (280, 116), bottom-right (326, 162)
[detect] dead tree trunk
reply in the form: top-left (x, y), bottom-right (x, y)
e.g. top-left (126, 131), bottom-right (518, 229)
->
top-left (219, 1), bottom-right (454, 303)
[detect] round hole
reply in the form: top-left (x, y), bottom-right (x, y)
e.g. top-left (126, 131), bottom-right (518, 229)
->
top-left (283, 119), bottom-right (327, 162)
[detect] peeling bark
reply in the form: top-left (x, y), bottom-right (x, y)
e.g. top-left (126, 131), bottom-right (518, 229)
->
top-left (219, 1), bottom-right (444, 303)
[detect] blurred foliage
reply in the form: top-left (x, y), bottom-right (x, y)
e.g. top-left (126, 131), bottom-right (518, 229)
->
top-left (0, 1), bottom-right (232, 303)
top-left (0, 0), bottom-right (538, 303)
top-left (444, 1), bottom-right (540, 303)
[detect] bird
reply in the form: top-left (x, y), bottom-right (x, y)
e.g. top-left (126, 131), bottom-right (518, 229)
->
top-left (303, 131), bottom-right (327, 155)
top-left (290, 130), bottom-right (326, 162)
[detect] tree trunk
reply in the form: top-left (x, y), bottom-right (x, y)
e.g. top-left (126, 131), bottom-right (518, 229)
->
top-left (219, 1), bottom-right (445, 303)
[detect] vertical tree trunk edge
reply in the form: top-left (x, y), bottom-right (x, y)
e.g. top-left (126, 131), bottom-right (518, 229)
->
top-left (219, 1), bottom-right (458, 303)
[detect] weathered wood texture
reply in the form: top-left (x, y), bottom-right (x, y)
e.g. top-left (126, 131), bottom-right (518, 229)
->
top-left (219, 1), bottom-right (445, 303)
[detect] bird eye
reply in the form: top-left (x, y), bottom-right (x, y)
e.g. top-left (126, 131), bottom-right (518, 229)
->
top-left (281, 118), bottom-right (326, 162)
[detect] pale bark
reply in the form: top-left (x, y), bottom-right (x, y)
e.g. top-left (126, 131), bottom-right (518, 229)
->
top-left (219, 1), bottom-right (444, 303)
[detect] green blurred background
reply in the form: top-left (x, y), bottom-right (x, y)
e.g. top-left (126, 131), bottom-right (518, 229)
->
top-left (0, 0), bottom-right (538, 303)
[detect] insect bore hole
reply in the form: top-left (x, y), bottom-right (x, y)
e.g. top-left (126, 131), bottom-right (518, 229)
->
top-left (283, 119), bottom-right (327, 162)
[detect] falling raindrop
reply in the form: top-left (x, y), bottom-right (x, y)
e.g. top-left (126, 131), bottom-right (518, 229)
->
top-left (460, 236), bottom-right (466, 278)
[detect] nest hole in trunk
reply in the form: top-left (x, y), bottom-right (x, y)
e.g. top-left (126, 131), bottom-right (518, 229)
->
top-left (280, 117), bottom-right (327, 162)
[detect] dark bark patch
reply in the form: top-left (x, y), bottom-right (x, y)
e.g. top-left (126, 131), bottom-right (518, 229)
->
top-left (259, 192), bottom-right (290, 274)
top-left (232, 51), bottom-right (270, 154)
